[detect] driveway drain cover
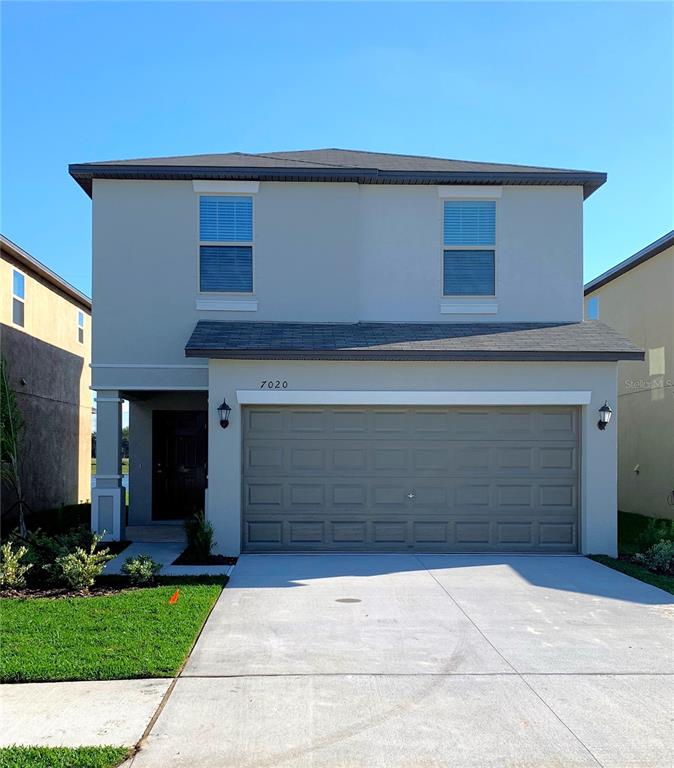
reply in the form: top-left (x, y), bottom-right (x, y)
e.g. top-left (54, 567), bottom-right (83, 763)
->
top-left (335, 598), bottom-right (361, 603)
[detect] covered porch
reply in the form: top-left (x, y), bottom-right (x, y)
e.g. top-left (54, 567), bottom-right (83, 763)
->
top-left (92, 389), bottom-right (208, 542)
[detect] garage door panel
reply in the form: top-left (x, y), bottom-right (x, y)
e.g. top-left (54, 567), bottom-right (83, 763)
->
top-left (243, 406), bottom-right (579, 552)
top-left (539, 482), bottom-right (576, 508)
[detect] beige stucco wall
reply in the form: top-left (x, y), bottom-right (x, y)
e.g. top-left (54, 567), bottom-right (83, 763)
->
top-left (0, 252), bottom-right (92, 508)
top-left (207, 359), bottom-right (619, 556)
top-left (585, 244), bottom-right (674, 520)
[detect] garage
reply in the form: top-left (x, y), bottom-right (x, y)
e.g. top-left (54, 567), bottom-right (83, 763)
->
top-left (242, 405), bottom-right (579, 552)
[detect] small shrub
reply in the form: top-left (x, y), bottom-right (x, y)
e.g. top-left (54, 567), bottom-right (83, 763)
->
top-left (636, 518), bottom-right (674, 552)
top-left (122, 554), bottom-right (162, 585)
top-left (47, 534), bottom-right (113, 591)
top-left (16, 525), bottom-right (95, 584)
top-left (184, 510), bottom-right (214, 561)
top-left (0, 542), bottom-right (33, 589)
top-left (635, 539), bottom-right (674, 574)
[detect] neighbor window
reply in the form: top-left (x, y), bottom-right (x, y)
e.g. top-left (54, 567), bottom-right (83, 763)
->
top-left (77, 310), bottom-right (85, 343)
top-left (443, 201), bottom-right (496, 296)
top-left (586, 296), bottom-right (599, 320)
top-left (199, 196), bottom-right (253, 292)
top-left (12, 270), bottom-right (25, 327)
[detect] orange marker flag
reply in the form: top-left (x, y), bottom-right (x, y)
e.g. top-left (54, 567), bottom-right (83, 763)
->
top-left (169, 589), bottom-right (180, 605)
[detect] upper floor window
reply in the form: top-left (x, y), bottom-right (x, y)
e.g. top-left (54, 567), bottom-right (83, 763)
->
top-left (586, 296), bottom-right (599, 320)
top-left (199, 196), bottom-right (253, 293)
top-left (77, 310), bottom-right (85, 343)
top-left (443, 201), bottom-right (496, 296)
top-left (12, 270), bottom-right (25, 327)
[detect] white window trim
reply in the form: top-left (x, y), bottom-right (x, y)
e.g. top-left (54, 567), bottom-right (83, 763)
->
top-left (193, 180), bottom-right (259, 194)
top-left (77, 310), bottom-right (85, 343)
top-left (438, 186), bottom-right (502, 198)
top-left (440, 302), bottom-right (499, 315)
top-left (197, 194), bottom-right (256, 299)
top-left (441, 199), bottom-right (498, 300)
top-left (11, 268), bottom-right (26, 327)
top-left (196, 298), bottom-right (258, 312)
top-left (236, 390), bottom-right (593, 406)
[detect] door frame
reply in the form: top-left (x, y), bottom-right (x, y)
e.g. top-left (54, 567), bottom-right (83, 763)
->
top-left (152, 409), bottom-right (208, 521)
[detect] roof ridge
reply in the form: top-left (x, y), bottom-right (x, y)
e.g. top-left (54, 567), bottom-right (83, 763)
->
top-left (251, 150), bottom-right (365, 169)
top-left (257, 148), bottom-right (588, 174)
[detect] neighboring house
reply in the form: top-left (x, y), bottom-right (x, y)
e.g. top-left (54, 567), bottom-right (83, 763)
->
top-left (0, 235), bottom-right (92, 519)
top-left (69, 149), bottom-right (642, 556)
top-left (584, 231), bottom-right (674, 521)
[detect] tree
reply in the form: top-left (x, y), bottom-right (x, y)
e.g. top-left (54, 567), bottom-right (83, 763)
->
top-left (121, 426), bottom-right (129, 459)
top-left (0, 358), bottom-right (27, 536)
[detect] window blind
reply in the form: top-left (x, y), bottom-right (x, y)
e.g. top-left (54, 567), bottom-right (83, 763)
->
top-left (443, 250), bottom-right (495, 296)
top-left (200, 197), bottom-right (253, 242)
top-left (443, 201), bottom-right (495, 246)
top-left (200, 246), bottom-right (253, 293)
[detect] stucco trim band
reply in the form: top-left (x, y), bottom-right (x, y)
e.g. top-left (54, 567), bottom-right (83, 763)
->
top-left (235, 390), bottom-right (593, 406)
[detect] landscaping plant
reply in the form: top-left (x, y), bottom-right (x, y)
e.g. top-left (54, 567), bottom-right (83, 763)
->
top-left (46, 534), bottom-right (113, 591)
top-left (0, 542), bottom-right (32, 589)
top-left (184, 510), bottom-right (214, 561)
top-left (634, 539), bottom-right (674, 575)
top-left (16, 525), bottom-right (95, 584)
top-left (121, 553), bottom-right (162, 584)
top-left (0, 358), bottom-right (28, 536)
top-left (635, 517), bottom-right (674, 553)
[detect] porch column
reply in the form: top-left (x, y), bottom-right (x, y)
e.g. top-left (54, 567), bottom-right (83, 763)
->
top-left (92, 389), bottom-right (124, 541)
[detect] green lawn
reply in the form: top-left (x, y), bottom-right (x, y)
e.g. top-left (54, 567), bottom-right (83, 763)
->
top-left (588, 511), bottom-right (674, 595)
top-left (0, 578), bottom-right (224, 683)
top-left (0, 747), bottom-right (130, 768)
top-left (590, 555), bottom-right (674, 595)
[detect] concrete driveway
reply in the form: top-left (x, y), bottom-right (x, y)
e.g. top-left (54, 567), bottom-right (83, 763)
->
top-left (132, 555), bottom-right (673, 768)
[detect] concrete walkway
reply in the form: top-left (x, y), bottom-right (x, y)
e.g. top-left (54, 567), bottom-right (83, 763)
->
top-left (0, 679), bottom-right (170, 747)
top-left (104, 541), bottom-right (232, 576)
top-left (129, 554), bottom-right (674, 768)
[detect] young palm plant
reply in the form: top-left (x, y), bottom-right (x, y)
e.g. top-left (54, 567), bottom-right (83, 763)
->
top-left (0, 358), bottom-right (27, 536)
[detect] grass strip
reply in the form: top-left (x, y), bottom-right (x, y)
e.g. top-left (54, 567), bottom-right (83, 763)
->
top-left (0, 578), bottom-right (224, 683)
top-left (0, 746), bottom-right (130, 768)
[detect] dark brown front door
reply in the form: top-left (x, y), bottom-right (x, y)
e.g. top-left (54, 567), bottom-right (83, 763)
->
top-left (152, 411), bottom-right (207, 520)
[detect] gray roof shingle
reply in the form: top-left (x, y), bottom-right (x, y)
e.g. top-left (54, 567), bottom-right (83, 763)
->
top-left (69, 148), bottom-right (606, 198)
top-left (185, 320), bottom-right (643, 362)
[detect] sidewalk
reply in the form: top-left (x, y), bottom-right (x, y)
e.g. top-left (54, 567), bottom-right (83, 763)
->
top-left (0, 680), bottom-right (171, 748)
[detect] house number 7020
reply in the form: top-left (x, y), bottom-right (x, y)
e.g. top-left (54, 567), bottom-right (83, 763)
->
top-left (260, 380), bottom-right (288, 389)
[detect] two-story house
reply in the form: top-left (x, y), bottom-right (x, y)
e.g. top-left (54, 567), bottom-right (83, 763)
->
top-left (584, 231), bottom-right (674, 521)
top-left (69, 149), bottom-right (642, 556)
top-left (1, 234), bottom-right (92, 521)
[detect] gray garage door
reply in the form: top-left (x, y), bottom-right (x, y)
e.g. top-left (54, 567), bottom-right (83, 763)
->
top-left (242, 406), bottom-right (579, 553)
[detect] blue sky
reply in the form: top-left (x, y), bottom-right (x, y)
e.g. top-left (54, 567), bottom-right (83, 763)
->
top-left (2, 1), bottom-right (672, 295)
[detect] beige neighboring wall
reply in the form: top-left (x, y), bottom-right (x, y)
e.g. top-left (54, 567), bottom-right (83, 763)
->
top-left (0, 236), bottom-right (92, 511)
top-left (585, 239), bottom-right (674, 520)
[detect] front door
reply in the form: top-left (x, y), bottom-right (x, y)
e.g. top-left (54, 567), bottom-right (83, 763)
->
top-left (152, 411), bottom-right (207, 520)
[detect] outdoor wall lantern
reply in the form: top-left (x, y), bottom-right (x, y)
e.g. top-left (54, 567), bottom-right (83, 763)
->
top-left (597, 401), bottom-right (613, 431)
top-left (217, 398), bottom-right (232, 429)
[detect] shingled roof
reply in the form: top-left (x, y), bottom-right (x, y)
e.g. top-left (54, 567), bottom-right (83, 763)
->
top-left (185, 320), bottom-right (643, 362)
top-left (69, 148), bottom-right (606, 198)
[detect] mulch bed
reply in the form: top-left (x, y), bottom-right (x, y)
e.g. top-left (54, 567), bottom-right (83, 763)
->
top-left (172, 550), bottom-right (237, 566)
top-left (618, 553), bottom-right (673, 576)
top-left (0, 582), bottom-right (141, 600)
